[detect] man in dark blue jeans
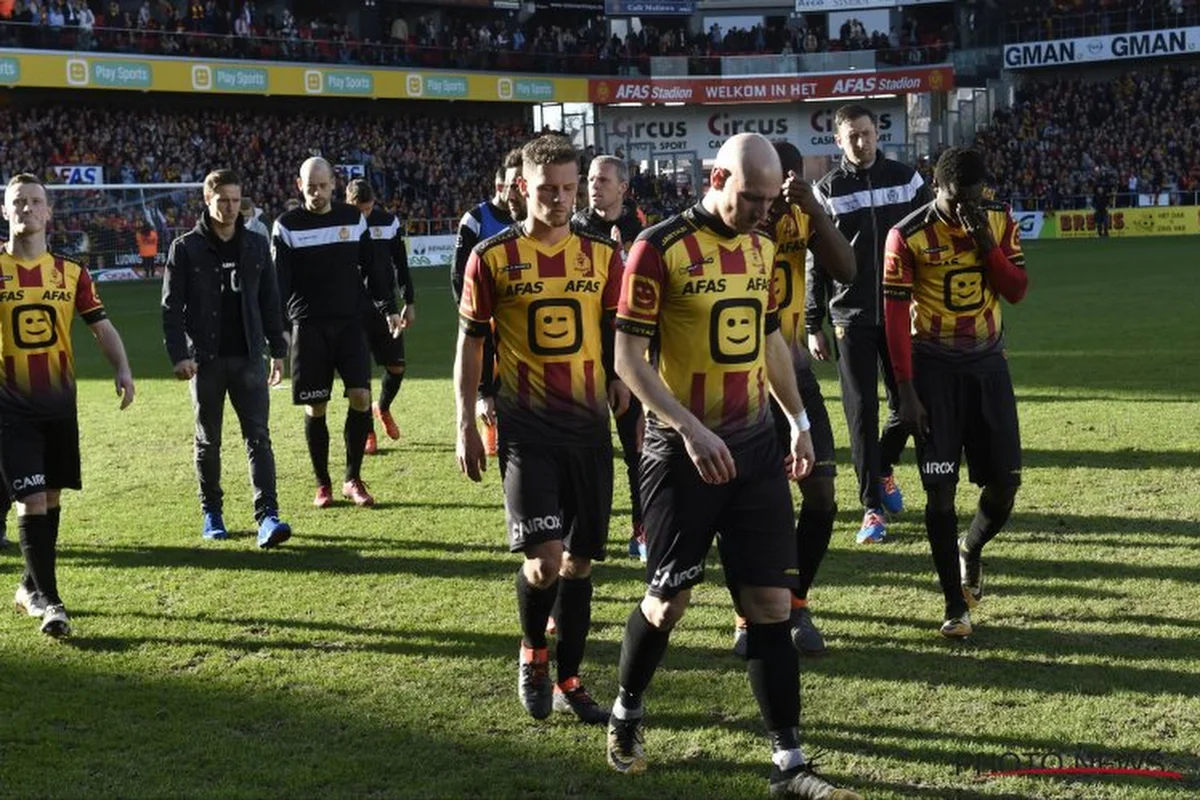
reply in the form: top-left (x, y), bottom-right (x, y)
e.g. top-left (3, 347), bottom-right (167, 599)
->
top-left (162, 169), bottom-right (292, 548)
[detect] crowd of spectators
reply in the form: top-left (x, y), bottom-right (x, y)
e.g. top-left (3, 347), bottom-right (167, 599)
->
top-left (973, 65), bottom-right (1200, 209)
top-left (0, 0), bottom-right (954, 75)
top-left (1004, 0), bottom-right (1200, 42)
top-left (0, 101), bottom-right (697, 263)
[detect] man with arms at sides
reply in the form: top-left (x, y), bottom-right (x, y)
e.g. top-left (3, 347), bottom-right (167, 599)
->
top-left (808, 104), bottom-right (932, 544)
top-left (729, 141), bottom-right (857, 658)
top-left (240, 196), bottom-right (270, 240)
top-left (571, 154), bottom-right (649, 562)
top-left (605, 134), bottom-right (860, 800)
top-left (273, 157), bottom-right (400, 509)
top-left (455, 135), bottom-right (629, 726)
top-left (452, 147), bottom-right (525, 456)
top-left (344, 179), bottom-right (415, 455)
top-left (162, 169), bottom-right (291, 548)
top-left (2, 173), bottom-right (135, 637)
top-left (883, 147), bottom-right (1028, 638)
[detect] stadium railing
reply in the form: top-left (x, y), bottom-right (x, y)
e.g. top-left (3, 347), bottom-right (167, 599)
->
top-left (0, 21), bottom-right (949, 77)
top-left (1002, 6), bottom-right (1200, 44)
top-left (1005, 190), bottom-right (1200, 211)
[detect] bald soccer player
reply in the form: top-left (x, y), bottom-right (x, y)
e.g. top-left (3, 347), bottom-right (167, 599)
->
top-left (272, 157), bottom-right (401, 510)
top-left (603, 134), bottom-right (861, 800)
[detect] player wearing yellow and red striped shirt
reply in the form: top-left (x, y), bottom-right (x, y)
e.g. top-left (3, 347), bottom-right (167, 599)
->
top-left (883, 147), bottom-right (1029, 639)
top-left (605, 134), bottom-right (860, 800)
top-left (0, 173), bottom-right (136, 639)
top-left (455, 135), bottom-right (627, 728)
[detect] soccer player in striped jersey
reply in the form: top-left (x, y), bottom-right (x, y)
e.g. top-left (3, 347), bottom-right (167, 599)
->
top-left (0, 173), bottom-right (136, 638)
top-left (345, 179), bottom-right (414, 455)
top-left (883, 147), bottom-right (1029, 638)
top-left (604, 134), bottom-right (860, 800)
top-left (272, 158), bottom-right (401, 509)
top-left (456, 135), bottom-right (628, 726)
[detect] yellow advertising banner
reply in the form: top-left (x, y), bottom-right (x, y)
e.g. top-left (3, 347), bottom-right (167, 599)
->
top-left (0, 49), bottom-right (589, 103)
top-left (1050, 206), bottom-right (1200, 238)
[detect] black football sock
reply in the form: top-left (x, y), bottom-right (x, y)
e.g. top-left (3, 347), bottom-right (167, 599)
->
top-left (926, 505), bottom-right (966, 618)
top-left (304, 415), bottom-right (331, 486)
top-left (963, 485), bottom-right (1016, 557)
top-left (343, 408), bottom-right (372, 482)
top-left (515, 567), bottom-right (557, 650)
top-left (615, 606), bottom-right (671, 716)
top-left (746, 620), bottom-right (800, 733)
top-left (796, 504), bottom-right (837, 600)
top-left (378, 369), bottom-right (403, 413)
top-left (18, 514), bottom-right (58, 604)
top-left (553, 576), bottom-right (593, 683)
top-left (47, 506), bottom-right (61, 601)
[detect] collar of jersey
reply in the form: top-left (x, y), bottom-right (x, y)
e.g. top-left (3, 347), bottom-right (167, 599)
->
top-left (689, 203), bottom-right (740, 241)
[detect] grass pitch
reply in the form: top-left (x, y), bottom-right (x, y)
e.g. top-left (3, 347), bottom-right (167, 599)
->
top-left (0, 237), bottom-right (1197, 799)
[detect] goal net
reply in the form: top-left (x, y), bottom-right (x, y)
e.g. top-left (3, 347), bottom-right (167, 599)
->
top-left (38, 182), bottom-right (204, 280)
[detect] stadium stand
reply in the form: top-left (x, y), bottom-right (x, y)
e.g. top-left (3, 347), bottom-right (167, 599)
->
top-left (1004, 0), bottom-right (1200, 42)
top-left (973, 65), bottom-right (1200, 210)
top-left (0, 1), bottom-right (955, 74)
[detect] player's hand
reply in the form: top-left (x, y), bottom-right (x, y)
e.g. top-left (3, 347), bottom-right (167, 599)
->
top-left (386, 313), bottom-right (404, 339)
top-left (782, 170), bottom-right (823, 216)
top-left (610, 225), bottom-right (623, 250)
top-left (783, 428), bottom-right (815, 482)
top-left (401, 304), bottom-right (416, 330)
top-left (682, 425), bottom-right (737, 485)
top-left (456, 425), bottom-right (487, 482)
top-left (959, 202), bottom-right (997, 252)
top-left (115, 369), bottom-right (135, 410)
top-left (476, 395), bottom-right (497, 427)
top-left (607, 379), bottom-right (631, 418)
top-left (898, 382), bottom-right (929, 441)
top-left (268, 358), bottom-right (284, 386)
top-left (808, 330), bottom-right (831, 362)
top-left (172, 359), bottom-right (197, 380)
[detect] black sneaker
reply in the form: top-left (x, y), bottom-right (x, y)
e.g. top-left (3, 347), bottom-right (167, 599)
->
top-left (553, 677), bottom-right (610, 725)
top-left (769, 762), bottom-right (862, 799)
top-left (790, 606), bottom-right (827, 657)
top-left (517, 644), bottom-right (553, 720)
top-left (958, 537), bottom-right (983, 608)
top-left (606, 715), bottom-right (646, 774)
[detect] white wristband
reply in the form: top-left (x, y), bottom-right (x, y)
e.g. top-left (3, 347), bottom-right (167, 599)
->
top-left (788, 409), bottom-right (811, 433)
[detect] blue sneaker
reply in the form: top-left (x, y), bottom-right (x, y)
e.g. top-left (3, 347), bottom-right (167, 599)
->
top-left (856, 509), bottom-right (888, 544)
top-left (880, 473), bottom-right (904, 515)
top-left (627, 523), bottom-right (647, 562)
top-left (257, 515), bottom-right (292, 549)
top-left (202, 512), bottom-right (228, 541)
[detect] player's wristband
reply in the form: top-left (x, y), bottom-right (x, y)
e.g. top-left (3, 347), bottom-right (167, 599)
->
top-left (788, 410), bottom-right (811, 434)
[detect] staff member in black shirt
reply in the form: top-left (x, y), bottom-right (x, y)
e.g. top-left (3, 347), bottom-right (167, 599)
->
top-left (273, 157), bottom-right (400, 509)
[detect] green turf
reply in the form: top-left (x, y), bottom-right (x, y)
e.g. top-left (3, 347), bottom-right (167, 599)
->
top-left (0, 236), bottom-right (1197, 799)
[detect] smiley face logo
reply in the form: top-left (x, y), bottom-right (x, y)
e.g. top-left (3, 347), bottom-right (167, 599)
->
top-left (772, 260), bottom-right (793, 310)
top-left (943, 267), bottom-right (985, 312)
top-left (709, 298), bottom-right (761, 364)
top-left (14, 305), bottom-right (58, 349)
top-left (528, 298), bottom-right (582, 356)
top-left (628, 274), bottom-right (659, 315)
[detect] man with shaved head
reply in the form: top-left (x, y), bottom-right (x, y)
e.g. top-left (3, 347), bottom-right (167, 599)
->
top-left (273, 157), bottom-right (402, 510)
top-left (604, 134), bottom-right (861, 799)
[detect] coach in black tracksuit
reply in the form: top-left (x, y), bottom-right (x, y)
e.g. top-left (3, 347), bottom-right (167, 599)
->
top-left (806, 104), bottom-right (932, 543)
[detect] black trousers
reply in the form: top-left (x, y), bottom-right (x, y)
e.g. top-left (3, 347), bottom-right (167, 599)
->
top-left (191, 355), bottom-right (279, 522)
top-left (614, 395), bottom-right (643, 528)
top-left (834, 324), bottom-right (909, 510)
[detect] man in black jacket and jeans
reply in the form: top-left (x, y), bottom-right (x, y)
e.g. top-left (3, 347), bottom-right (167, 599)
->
top-left (162, 169), bottom-right (292, 549)
top-left (807, 105), bottom-right (932, 544)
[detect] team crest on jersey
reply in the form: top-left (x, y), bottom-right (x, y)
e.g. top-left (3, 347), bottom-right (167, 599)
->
top-left (338, 227), bottom-right (350, 240)
top-left (748, 245), bottom-right (767, 275)
top-left (780, 214), bottom-right (798, 239)
top-left (573, 251), bottom-right (593, 277)
top-left (48, 265), bottom-right (65, 289)
top-left (884, 253), bottom-right (903, 278)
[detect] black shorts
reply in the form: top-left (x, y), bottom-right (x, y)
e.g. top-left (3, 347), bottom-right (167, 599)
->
top-left (771, 356), bottom-right (836, 480)
top-left (363, 307), bottom-right (406, 367)
top-left (641, 432), bottom-right (798, 598)
top-left (0, 414), bottom-right (82, 499)
top-left (291, 319), bottom-right (372, 406)
top-left (498, 440), bottom-right (613, 561)
top-left (914, 349), bottom-right (1021, 488)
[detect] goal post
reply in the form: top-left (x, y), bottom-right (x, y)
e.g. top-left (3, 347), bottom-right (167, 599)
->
top-left (40, 182), bottom-right (204, 279)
